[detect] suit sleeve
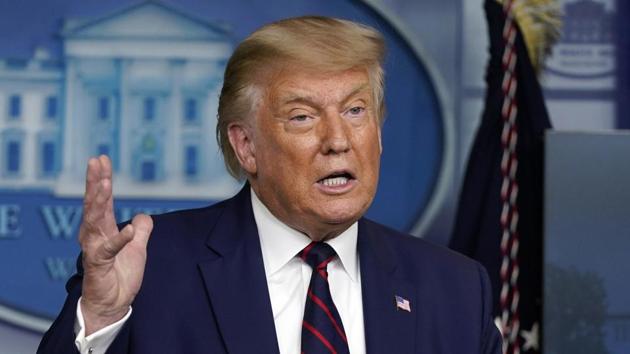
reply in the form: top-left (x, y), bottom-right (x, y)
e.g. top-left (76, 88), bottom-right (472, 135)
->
top-left (37, 254), bottom-right (132, 354)
top-left (37, 255), bottom-right (83, 354)
top-left (478, 262), bottom-right (503, 354)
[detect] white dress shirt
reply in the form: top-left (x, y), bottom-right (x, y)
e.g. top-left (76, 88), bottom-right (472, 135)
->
top-left (252, 189), bottom-right (366, 354)
top-left (74, 188), bottom-right (366, 354)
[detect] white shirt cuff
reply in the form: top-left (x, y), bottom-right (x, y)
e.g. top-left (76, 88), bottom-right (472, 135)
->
top-left (74, 297), bottom-right (132, 354)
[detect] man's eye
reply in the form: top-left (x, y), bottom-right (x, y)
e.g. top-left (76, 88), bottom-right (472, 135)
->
top-left (347, 107), bottom-right (365, 115)
top-left (291, 114), bottom-right (309, 122)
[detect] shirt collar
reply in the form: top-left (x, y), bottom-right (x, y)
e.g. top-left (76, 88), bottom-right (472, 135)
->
top-left (250, 187), bottom-right (359, 282)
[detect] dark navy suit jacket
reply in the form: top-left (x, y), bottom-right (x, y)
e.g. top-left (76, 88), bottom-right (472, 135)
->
top-left (38, 187), bottom-right (501, 353)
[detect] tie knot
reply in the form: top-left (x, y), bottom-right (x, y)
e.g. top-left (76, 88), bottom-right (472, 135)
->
top-left (299, 242), bottom-right (337, 270)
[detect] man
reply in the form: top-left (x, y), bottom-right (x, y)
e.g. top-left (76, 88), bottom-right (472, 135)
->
top-left (38, 16), bottom-right (501, 354)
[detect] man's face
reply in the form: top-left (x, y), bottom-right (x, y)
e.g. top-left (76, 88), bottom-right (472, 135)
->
top-left (245, 67), bottom-right (382, 240)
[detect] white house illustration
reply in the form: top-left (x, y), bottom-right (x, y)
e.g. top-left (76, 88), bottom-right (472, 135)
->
top-left (0, 1), bottom-right (240, 199)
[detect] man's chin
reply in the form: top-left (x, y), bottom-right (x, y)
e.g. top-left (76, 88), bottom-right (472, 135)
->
top-left (309, 214), bottom-right (359, 241)
top-left (316, 205), bottom-right (365, 227)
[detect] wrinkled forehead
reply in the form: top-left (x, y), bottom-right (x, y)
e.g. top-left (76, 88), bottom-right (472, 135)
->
top-left (260, 65), bottom-right (374, 108)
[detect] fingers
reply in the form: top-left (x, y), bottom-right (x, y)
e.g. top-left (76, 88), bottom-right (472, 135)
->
top-left (80, 156), bottom-right (153, 262)
top-left (84, 157), bottom-right (101, 205)
top-left (95, 215), bottom-right (152, 260)
top-left (81, 155), bottom-right (118, 241)
top-left (98, 155), bottom-right (113, 181)
top-left (101, 156), bottom-right (116, 219)
top-left (100, 223), bottom-right (135, 259)
top-left (84, 156), bottom-right (113, 207)
top-left (131, 214), bottom-right (153, 248)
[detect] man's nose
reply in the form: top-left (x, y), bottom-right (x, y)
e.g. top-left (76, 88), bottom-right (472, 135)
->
top-left (319, 112), bottom-right (351, 154)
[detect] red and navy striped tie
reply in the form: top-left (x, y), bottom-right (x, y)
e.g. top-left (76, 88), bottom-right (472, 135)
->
top-left (299, 242), bottom-right (350, 354)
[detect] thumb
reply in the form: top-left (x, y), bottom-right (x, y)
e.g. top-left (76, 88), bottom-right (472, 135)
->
top-left (99, 223), bottom-right (134, 259)
top-left (131, 214), bottom-right (153, 247)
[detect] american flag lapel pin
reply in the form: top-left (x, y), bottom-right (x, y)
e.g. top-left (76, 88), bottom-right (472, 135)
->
top-left (395, 295), bottom-right (411, 312)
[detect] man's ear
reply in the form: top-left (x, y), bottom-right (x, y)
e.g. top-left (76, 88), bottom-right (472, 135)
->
top-left (227, 122), bottom-right (257, 175)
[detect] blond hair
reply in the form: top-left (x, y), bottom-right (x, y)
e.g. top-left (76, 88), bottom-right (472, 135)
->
top-left (217, 16), bottom-right (386, 179)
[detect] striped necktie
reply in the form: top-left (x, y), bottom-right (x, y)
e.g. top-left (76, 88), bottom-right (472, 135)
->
top-left (299, 242), bottom-right (350, 354)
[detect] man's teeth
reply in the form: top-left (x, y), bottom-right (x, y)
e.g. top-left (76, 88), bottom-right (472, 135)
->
top-left (321, 176), bottom-right (349, 186)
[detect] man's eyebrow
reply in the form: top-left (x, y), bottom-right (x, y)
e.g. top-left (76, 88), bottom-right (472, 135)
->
top-left (341, 83), bottom-right (371, 104)
top-left (278, 94), bottom-right (318, 107)
top-left (277, 83), bottom-right (371, 107)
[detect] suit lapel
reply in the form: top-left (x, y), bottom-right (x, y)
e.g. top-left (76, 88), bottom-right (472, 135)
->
top-left (195, 188), bottom-right (417, 354)
top-left (198, 186), bottom-right (280, 354)
top-left (359, 219), bottom-right (417, 354)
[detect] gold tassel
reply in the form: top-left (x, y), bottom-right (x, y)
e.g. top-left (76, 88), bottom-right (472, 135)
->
top-left (495, 0), bottom-right (563, 75)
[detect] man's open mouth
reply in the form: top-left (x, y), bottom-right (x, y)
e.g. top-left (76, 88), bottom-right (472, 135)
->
top-left (318, 172), bottom-right (355, 187)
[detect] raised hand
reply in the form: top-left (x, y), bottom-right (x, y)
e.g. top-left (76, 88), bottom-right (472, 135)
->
top-left (78, 155), bottom-right (153, 335)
